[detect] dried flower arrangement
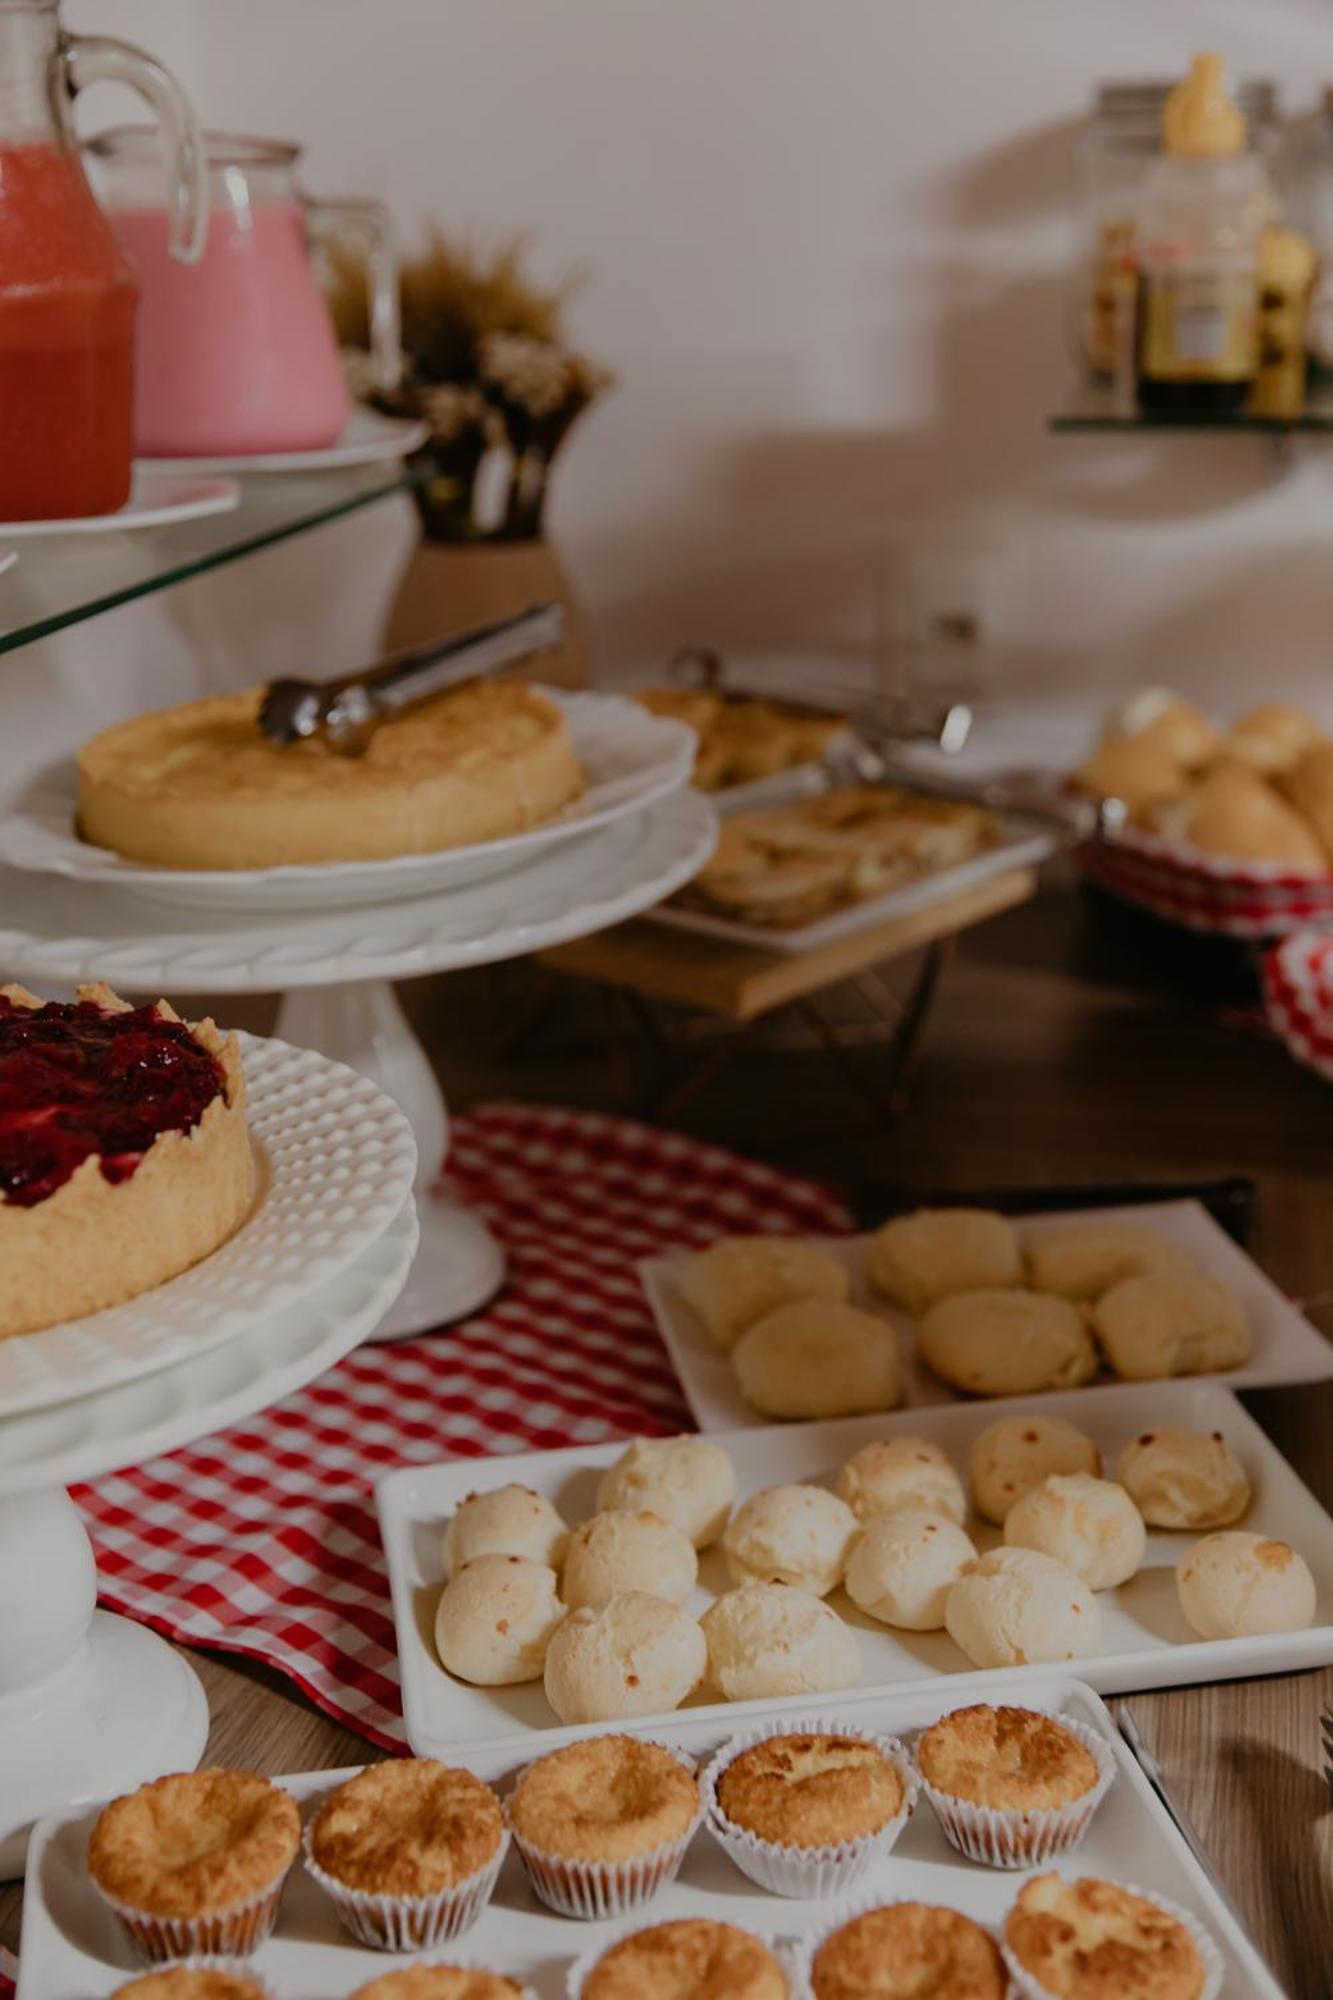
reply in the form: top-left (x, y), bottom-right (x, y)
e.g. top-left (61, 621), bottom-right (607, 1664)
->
top-left (330, 230), bottom-right (612, 544)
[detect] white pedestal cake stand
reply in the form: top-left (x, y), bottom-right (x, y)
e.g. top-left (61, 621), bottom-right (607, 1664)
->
top-left (0, 790), bottom-right (717, 1340)
top-left (0, 1199), bottom-right (418, 1877)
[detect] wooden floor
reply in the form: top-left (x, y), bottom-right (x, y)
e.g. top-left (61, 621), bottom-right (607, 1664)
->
top-left (6, 869), bottom-right (1332, 1994)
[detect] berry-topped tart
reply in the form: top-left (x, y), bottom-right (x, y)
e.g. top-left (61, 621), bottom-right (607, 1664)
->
top-left (0, 982), bottom-right (252, 1339)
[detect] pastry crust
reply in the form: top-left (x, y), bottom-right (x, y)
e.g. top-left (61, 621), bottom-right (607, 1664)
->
top-left (308, 1761), bottom-right (504, 1895)
top-left (508, 1734), bottom-right (699, 1862)
top-left (582, 1918), bottom-right (788, 2000)
top-left (918, 1704), bottom-right (1100, 1813)
top-left (0, 983), bottom-right (252, 1339)
top-left (716, 1731), bottom-right (905, 1847)
top-left (88, 1769), bottom-right (299, 1919)
top-left (811, 1902), bottom-right (1006, 1999)
top-left (1005, 1873), bottom-right (1208, 2000)
top-left (77, 679), bottom-right (583, 869)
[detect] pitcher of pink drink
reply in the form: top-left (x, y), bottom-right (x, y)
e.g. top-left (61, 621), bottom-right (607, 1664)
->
top-left (88, 129), bottom-right (400, 458)
top-left (0, 0), bottom-right (207, 518)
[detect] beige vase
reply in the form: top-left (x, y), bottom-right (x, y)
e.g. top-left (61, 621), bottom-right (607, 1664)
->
top-left (382, 539), bottom-right (588, 689)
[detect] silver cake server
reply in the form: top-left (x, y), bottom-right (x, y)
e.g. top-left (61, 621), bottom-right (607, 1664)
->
top-left (258, 601), bottom-right (566, 755)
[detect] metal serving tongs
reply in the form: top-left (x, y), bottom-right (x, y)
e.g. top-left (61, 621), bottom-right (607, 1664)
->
top-left (258, 601), bottom-right (566, 754)
top-left (835, 724), bottom-right (1129, 846)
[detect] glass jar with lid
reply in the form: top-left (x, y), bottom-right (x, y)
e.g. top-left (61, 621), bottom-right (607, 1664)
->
top-left (1077, 76), bottom-right (1282, 382)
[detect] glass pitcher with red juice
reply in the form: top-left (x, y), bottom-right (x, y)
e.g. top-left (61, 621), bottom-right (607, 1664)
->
top-left (0, 0), bottom-right (206, 519)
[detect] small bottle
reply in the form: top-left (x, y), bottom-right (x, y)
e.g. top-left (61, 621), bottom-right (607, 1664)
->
top-left (1136, 53), bottom-right (1271, 414)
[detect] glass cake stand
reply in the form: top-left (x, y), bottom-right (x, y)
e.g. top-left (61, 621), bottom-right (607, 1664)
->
top-left (0, 1198), bottom-right (417, 1876)
top-left (0, 789), bottom-right (717, 1339)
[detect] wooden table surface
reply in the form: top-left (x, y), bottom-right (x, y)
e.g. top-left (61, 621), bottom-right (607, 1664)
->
top-left (5, 874), bottom-right (1331, 1995)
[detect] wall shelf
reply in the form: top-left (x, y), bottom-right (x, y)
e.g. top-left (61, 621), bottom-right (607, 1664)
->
top-left (0, 466), bottom-right (420, 659)
top-left (1049, 377), bottom-right (1333, 435)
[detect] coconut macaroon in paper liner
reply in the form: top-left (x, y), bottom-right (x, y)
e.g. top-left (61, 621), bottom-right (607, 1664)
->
top-left (110, 1957), bottom-right (280, 2000)
top-left (700, 1714), bottom-right (918, 1900)
top-left (1001, 1878), bottom-right (1224, 2000)
top-left (913, 1707), bottom-right (1116, 1870)
top-left (301, 1818), bottom-right (508, 1952)
top-left (564, 1915), bottom-right (799, 2000)
top-left (794, 1895), bottom-right (1007, 2000)
top-left (504, 1736), bottom-right (704, 1921)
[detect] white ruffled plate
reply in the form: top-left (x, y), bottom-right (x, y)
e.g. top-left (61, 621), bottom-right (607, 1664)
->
top-left (0, 1030), bottom-right (416, 1418)
top-left (0, 691), bottom-right (696, 912)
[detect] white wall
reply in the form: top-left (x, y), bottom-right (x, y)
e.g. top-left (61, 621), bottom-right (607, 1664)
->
top-left (11, 0), bottom-right (1333, 776)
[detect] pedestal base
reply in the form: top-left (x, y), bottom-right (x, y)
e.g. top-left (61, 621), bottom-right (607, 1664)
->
top-left (366, 1196), bottom-right (506, 1341)
top-left (275, 979), bottom-right (507, 1342)
top-left (0, 1610), bottom-right (208, 1877)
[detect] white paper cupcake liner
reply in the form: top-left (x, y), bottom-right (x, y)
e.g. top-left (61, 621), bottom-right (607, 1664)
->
top-left (792, 1892), bottom-right (1004, 1999)
top-left (915, 1710), bottom-right (1116, 1869)
top-left (1001, 1880), bottom-right (1224, 2000)
top-left (92, 1873), bottom-right (292, 1965)
top-left (565, 1916), bottom-right (801, 2000)
top-left (301, 1818), bottom-right (508, 1951)
top-left (110, 1957), bottom-right (279, 2000)
top-left (700, 1714), bottom-right (919, 1901)
top-left (506, 1739), bottom-right (703, 1920)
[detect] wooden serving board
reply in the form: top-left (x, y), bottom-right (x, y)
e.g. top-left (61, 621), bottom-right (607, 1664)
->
top-left (541, 864), bottom-right (1036, 1021)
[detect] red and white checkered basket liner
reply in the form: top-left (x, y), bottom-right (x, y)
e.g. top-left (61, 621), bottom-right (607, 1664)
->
top-left (71, 1103), bottom-right (850, 1753)
top-left (1078, 825), bottom-right (1333, 939)
top-left (1262, 930), bottom-right (1333, 1082)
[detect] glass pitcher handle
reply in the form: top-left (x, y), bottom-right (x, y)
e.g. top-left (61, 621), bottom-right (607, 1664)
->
top-left (63, 34), bottom-right (208, 263)
top-left (306, 198), bottom-right (402, 394)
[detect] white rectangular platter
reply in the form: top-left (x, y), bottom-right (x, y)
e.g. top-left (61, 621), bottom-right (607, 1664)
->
top-left (377, 1379), bottom-right (1333, 1761)
top-left (18, 1677), bottom-right (1283, 2000)
top-left (644, 821), bottom-right (1054, 953)
top-left (640, 1198), bottom-right (1333, 1432)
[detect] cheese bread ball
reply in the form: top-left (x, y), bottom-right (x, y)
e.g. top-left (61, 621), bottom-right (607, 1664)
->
top-left (596, 1436), bottom-right (736, 1550)
top-left (1004, 1475), bottom-right (1146, 1591)
top-left (732, 1300), bottom-right (902, 1421)
top-left (1102, 687), bottom-right (1220, 768)
top-left (443, 1483), bottom-right (569, 1578)
top-left (679, 1235), bottom-right (849, 1350)
top-left (1069, 735), bottom-right (1190, 822)
top-left (543, 1591), bottom-right (706, 1723)
top-left (867, 1208), bottom-right (1022, 1315)
top-left (1281, 740), bottom-right (1333, 858)
top-left (722, 1484), bottom-right (859, 1597)
top-left (701, 1582), bottom-right (861, 1700)
top-left (560, 1509), bottom-right (698, 1610)
top-left (1090, 1271), bottom-right (1250, 1382)
top-left (1024, 1221), bottom-right (1190, 1302)
top-left (1228, 702), bottom-right (1323, 777)
top-left (969, 1415), bottom-right (1101, 1526)
top-left (844, 1511), bottom-right (977, 1630)
top-left (1116, 1424), bottom-right (1251, 1530)
top-left (836, 1436), bottom-right (968, 1527)
top-left (944, 1547), bottom-right (1101, 1668)
top-left (1176, 1532), bottom-right (1316, 1640)
top-left (434, 1554), bottom-right (564, 1686)
top-left (917, 1291), bottom-right (1097, 1397)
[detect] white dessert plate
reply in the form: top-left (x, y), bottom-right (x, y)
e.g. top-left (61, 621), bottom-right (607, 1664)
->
top-left (0, 788), bottom-right (717, 991)
top-left (0, 1030), bottom-right (416, 1420)
top-left (641, 1198), bottom-right (1333, 1433)
top-left (646, 819), bottom-right (1054, 954)
top-left (0, 1196), bottom-right (417, 1495)
top-left (0, 469), bottom-right (239, 539)
top-left (0, 691), bottom-right (697, 911)
top-left (376, 1379), bottom-right (1333, 1758)
top-left (17, 1674), bottom-right (1281, 2000)
top-left (137, 407), bottom-right (430, 475)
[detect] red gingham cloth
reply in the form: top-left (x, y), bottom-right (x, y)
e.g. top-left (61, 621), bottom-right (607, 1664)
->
top-left (72, 1103), bottom-right (850, 1752)
top-left (1263, 930), bottom-right (1333, 1082)
top-left (1079, 828), bottom-right (1333, 938)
